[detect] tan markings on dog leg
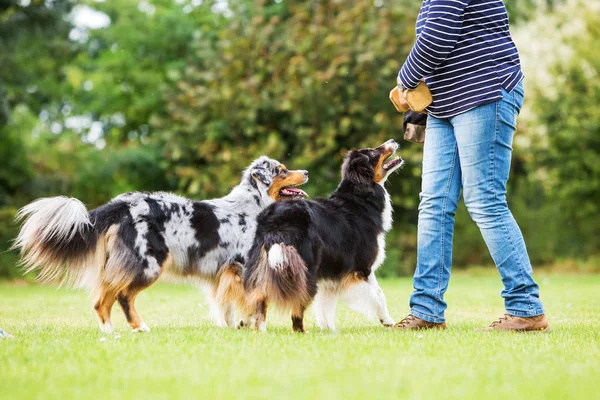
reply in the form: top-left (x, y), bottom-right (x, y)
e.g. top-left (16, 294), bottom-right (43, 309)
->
top-left (94, 285), bottom-right (117, 334)
top-left (340, 272), bottom-right (393, 324)
top-left (115, 253), bottom-right (169, 332)
top-left (117, 288), bottom-right (148, 332)
top-left (214, 262), bottom-right (245, 328)
top-left (205, 282), bottom-right (228, 327)
top-left (255, 297), bottom-right (268, 332)
top-left (340, 271), bottom-right (365, 291)
top-left (103, 224), bottom-right (137, 294)
top-left (244, 290), bottom-right (267, 331)
top-left (291, 304), bottom-right (306, 333)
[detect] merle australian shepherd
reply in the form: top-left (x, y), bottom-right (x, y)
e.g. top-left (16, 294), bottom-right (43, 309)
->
top-left (243, 140), bottom-right (404, 332)
top-left (14, 157), bottom-right (308, 333)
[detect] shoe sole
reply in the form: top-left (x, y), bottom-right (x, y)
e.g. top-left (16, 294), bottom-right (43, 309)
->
top-left (526, 326), bottom-right (551, 334)
top-left (477, 326), bottom-right (551, 333)
top-left (388, 325), bottom-right (447, 331)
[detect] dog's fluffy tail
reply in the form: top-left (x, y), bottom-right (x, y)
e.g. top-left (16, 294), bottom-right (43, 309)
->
top-left (244, 242), bottom-right (311, 312)
top-left (13, 196), bottom-right (103, 287)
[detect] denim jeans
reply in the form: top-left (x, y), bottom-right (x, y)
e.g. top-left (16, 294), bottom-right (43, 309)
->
top-left (410, 81), bottom-right (545, 323)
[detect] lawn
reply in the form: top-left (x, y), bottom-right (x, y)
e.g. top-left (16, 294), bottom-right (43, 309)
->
top-left (1, 272), bottom-right (599, 400)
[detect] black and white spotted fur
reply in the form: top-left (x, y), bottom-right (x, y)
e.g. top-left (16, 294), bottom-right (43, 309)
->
top-left (14, 156), bottom-right (308, 332)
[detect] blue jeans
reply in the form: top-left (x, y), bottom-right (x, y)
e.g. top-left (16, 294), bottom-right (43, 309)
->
top-left (410, 81), bottom-right (544, 323)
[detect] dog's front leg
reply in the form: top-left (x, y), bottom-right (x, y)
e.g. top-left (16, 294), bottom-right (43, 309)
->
top-left (313, 289), bottom-right (338, 331)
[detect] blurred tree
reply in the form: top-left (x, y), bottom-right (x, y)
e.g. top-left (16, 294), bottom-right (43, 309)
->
top-left (65, 0), bottom-right (228, 145)
top-left (0, 0), bottom-right (597, 278)
top-left (0, 0), bottom-right (78, 206)
top-left (504, 0), bottom-right (562, 23)
top-left (534, 9), bottom-right (600, 253)
top-left (158, 0), bottom-right (422, 208)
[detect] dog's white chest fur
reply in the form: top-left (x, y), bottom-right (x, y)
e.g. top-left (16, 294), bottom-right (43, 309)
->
top-left (372, 189), bottom-right (393, 271)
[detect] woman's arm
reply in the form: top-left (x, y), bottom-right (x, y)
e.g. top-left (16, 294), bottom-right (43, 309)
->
top-left (398, 0), bottom-right (471, 89)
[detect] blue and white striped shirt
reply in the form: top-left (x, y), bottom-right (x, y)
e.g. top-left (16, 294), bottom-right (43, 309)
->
top-left (398, 0), bottom-right (524, 119)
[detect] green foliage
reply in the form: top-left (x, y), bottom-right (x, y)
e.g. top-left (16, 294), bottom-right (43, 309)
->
top-left (0, 0), bottom-right (597, 279)
top-left (158, 0), bottom-right (422, 208)
top-left (0, 0), bottom-right (77, 207)
top-left (0, 207), bottom-right (19, 278)
top-left (503, 0), bottom-right (562, 24)
top-left (0, 0), bottom-right (78, 120)
top-left (72, 145), bottom-right (173, 206)
top-left (534, 9), bottom-right (600, 254)
top-left (0, 127), bottom-right (32, 207)
top-left (64, 0), bottom-right (226, 143)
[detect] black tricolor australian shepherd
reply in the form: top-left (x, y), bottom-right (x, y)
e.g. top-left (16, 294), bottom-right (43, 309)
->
top-left (243, 140), bottom-right (403, 332)
top-left (14, 157), bottom-right (308, 333)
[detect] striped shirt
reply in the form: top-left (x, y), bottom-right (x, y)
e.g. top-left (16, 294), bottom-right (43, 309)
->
top-left (398, 0), bottom-right (524, 119)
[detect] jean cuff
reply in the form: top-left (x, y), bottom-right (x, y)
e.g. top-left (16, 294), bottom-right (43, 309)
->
top-left (410, 309), bottom-right (445, 324)
top-left (505, 308), bottom-right (545, 318)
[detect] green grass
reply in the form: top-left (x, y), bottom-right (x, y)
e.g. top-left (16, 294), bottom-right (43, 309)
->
top-left (1, 273), bottom-right (599, 400)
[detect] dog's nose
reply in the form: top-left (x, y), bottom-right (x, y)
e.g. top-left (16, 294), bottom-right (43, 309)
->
top-left (301, 170), bottom-right (309, 176)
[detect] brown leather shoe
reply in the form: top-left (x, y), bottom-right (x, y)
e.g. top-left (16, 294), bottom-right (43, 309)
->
top-left (481, 314), bottom-right (550, 332)
top-left (390, 315), bottom-right (447, 330)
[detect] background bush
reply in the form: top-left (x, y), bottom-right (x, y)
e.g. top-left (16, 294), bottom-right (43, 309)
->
top-left (1, 0), bottom-right (598, 278)
top-left (0, 208), bottom-right (19, 279)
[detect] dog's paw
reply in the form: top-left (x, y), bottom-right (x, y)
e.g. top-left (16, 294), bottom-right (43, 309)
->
top-left (238, 320), bottom-right (251, 329)
top-left (99, 323), bottom-right (114, 334)
top-left (257, 321), bottom-right (267, 333)
top-left (132, 323), bottom-right (151, 333)
top-left (380, 318), bottom-right (396, 327)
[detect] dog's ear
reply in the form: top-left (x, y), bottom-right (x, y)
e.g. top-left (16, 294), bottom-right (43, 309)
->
top-left (342, 151), bottom-right (373, 186)
top-left (251, 168), bottom-right (272, 187)
top-left (350, 152), bottom-right (372, 176)
top-left (350, 152), bottom-right (370, 168)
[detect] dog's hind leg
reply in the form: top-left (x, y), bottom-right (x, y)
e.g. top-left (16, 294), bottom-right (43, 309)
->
top-left (211, 263), bottom-right (245, 328)
top-left (292, 304), bottom-right (307, 333)
top-left (247, 292), bottom-right (268, 332)
top-left (313, 282), bottom-right (338, 331)
top-left (94, 285), bottom-right (117, 334)
top-left (256, 299), bottom-right (268, 332)
top-left (341, 273), bottom-right (395, 326)
top-left (204, 285), bottom-right (228, 328)
top-left (116, 284), bottom-right (153, 333)
top-left (115, 259), bottom-right (166, 333)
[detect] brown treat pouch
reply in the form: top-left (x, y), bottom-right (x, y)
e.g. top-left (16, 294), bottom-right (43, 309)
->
top-left (405, 82), bottom-right (433, 113)
top-left (389, 82), bottom-right (433, 113)
top-left (403, 110), bottom-right (427, 144)
top-left (389, 86), bottom-right (409, 113)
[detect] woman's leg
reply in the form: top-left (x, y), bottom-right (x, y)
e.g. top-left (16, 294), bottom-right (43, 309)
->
top-left (409, 114), bottom-right (462, 324)
top-left (451, 82), bottom-right (544, 317)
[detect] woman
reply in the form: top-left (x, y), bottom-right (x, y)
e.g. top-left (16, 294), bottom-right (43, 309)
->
top-left (392, 0), bottom-right (549, 332)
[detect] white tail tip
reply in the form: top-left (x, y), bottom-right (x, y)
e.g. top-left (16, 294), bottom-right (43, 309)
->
top-left (268, 244), bottom-right (286, 270)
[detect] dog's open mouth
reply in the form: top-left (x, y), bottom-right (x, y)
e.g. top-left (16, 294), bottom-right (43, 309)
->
top-left (382, 154), bottom-right (404, 171)
top-left (279, 187), bottom-right (308, 199)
